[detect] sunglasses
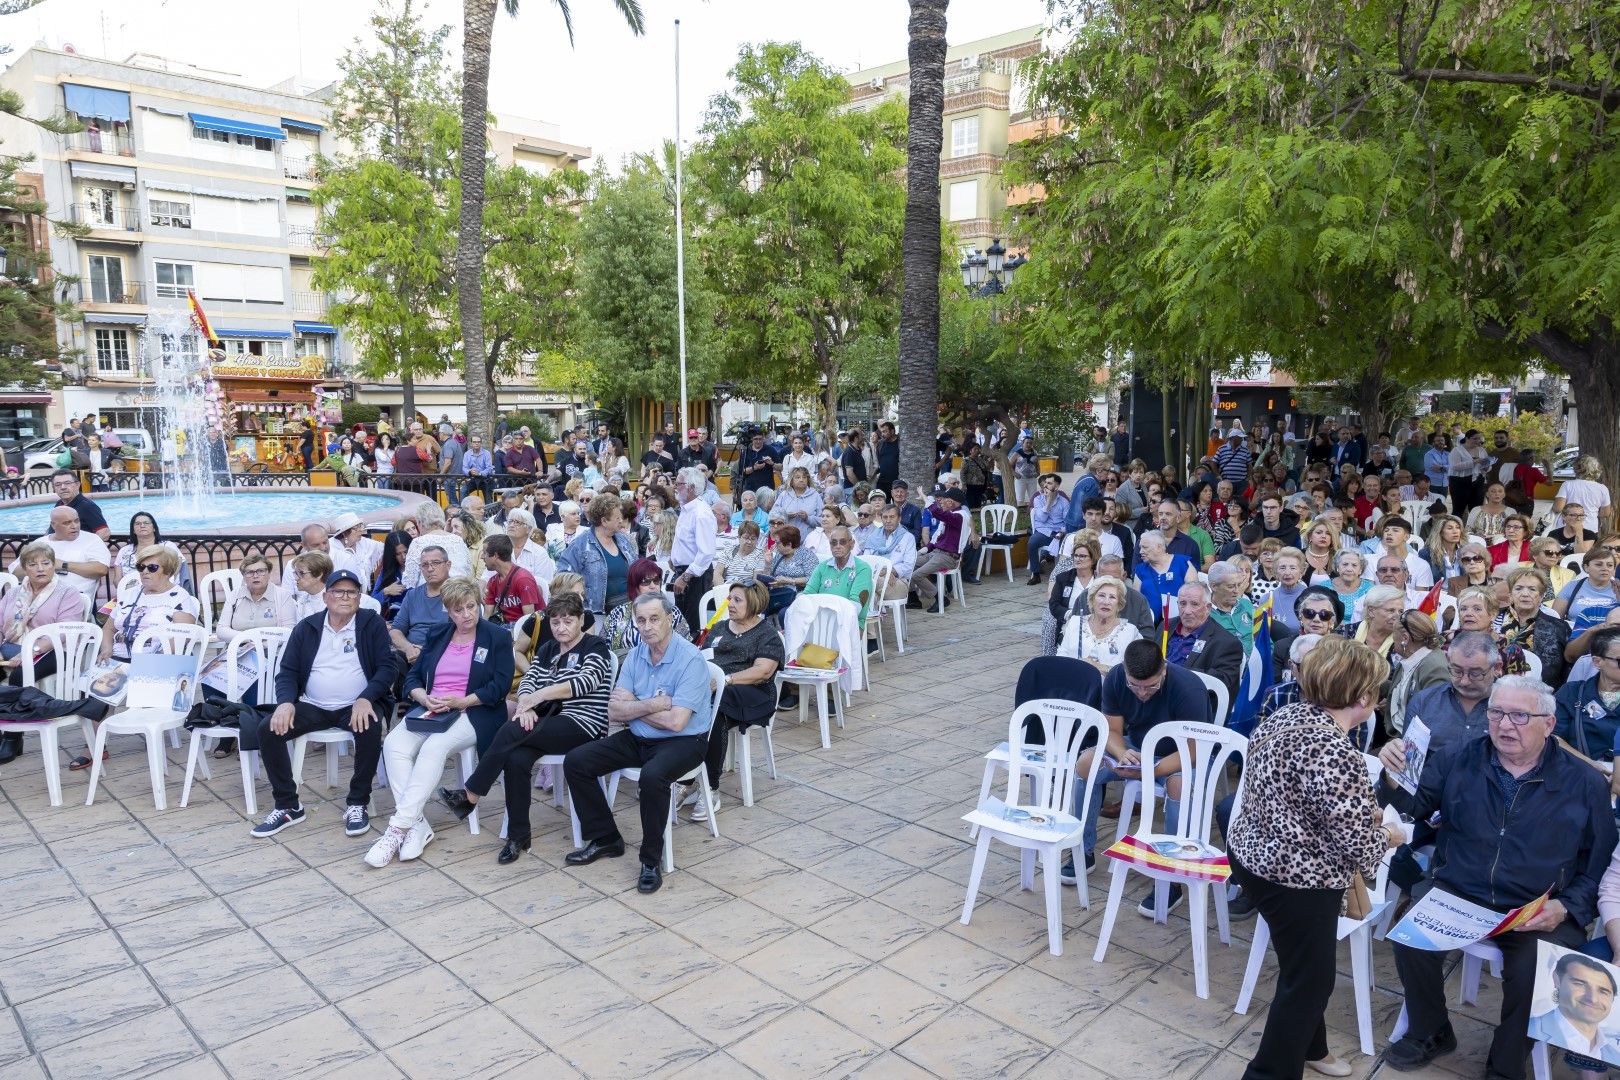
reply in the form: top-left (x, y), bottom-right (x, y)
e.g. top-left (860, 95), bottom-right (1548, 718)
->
top-left (1299, 608), bottom-right (1334, 620)
top-left (1461, 555), bottom-right (1485, 563)
top-left (137, 562), bottom-right (163, 573)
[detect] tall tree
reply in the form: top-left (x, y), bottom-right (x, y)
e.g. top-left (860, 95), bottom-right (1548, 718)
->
top-left (897, 0), bottom-right (948, 494)
top-left (318, 0), bottom-right (459, 418)
top-left (693, 42), bottom-right (908, 430)
top-left (455, 0), bottom-right (646, 443)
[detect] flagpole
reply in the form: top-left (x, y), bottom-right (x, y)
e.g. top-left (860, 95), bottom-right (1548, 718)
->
top-left (673, 17), bottom-right (689, 436)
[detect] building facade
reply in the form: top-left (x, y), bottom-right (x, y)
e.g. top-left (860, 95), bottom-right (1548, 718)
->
top-left (845, 25), bottom-right (1043, 254)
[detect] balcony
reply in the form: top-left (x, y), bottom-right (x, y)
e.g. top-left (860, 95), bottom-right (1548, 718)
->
top-left (64, 129), bottom-right (134, 157)
top-left (292, 290), bottom-right (331, 315)
top-left (76, 280), bottom-right (146, 306)
top-left (283, 154), bottom-right (319, 182)
top-left (69, 202), bottom-right (141, 235)
top-left (286, 224), bottom-right (327, 249)
top-left (940, 153), bottom-right (1004, 180)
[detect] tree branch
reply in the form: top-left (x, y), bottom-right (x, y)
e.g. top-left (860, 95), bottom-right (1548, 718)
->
top-left (1394, 66), bottom-right (1620, 108)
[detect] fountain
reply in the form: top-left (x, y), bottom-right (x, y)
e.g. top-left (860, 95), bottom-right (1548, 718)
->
top-left (0, 309), bottom-right (427, 537)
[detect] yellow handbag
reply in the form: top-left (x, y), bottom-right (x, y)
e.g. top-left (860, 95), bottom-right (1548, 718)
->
top-left (796, 643), bottom-right (838, 669)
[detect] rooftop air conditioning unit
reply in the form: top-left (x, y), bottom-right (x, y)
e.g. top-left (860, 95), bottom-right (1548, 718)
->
top-left (868, 78), bottom-right (883, 90)
top-left (961, 54), bottom-right (979, 69)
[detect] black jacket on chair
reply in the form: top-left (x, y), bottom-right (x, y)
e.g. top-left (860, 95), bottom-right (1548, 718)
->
top-left (1167, 619), bottom-right (1245, 704)
top-left (402, 619), bottom-right (515, 754)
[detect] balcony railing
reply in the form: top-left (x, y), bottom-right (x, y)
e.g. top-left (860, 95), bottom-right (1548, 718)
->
top-left (283, 155), bottom-right (318, 181)
top-left (292, 290), bottom-right (330, 314)
top-left (70, 202), bottom-right (140, 232)
top-left (65, 129), bottom-right (134, 156)
top-left (77, 280), bottom-right (146, 306)
top-left (286, 224), bottom-right (320, 248)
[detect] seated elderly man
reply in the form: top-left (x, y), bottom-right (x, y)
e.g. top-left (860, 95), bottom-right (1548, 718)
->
top-left (1206, 560), bottom-right (1256, 656)
top-left (21, 506), bottom-right (110, 605)
top-left (282, 523), bottom-right (333, 592)
top-left (1381, 676), bottom-right (1617, 1077)
top-left (401, 502), bottom-right (472, 587)
top-left (862, 503), bottom-right (917, 601)
top-left (803, 525), bottom-right (873, 643)
top-left (388, 544), bottom-right (452, 666)
top-left (562, 591), bottom-right (713, 894)
top-left (1062, 639), bottom-right (1210, 916)
top-left (1163, 581), bottom-right (1245, 703)
top-left (250, 570), bottom-right (402, 839)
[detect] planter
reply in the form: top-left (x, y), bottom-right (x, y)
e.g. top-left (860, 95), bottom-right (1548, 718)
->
top-left (1038, 456), bottom-right (1059, 475)
top-left (308, 471), bottom-right (338, 488)
top-left (1534, 479), bottom-right (1562, 501)
top-left (716, 473), bottom-right (733, 495)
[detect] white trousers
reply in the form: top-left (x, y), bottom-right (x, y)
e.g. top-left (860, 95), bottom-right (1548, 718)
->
top-left (381, 713), bottom-right (477, 832)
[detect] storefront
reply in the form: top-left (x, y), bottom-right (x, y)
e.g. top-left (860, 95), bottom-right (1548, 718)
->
top-left (210, 346), bottom-right (327, 468)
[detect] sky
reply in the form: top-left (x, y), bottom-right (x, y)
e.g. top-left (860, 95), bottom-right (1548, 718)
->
top-left (7, 0), bottom-right (1052, 168)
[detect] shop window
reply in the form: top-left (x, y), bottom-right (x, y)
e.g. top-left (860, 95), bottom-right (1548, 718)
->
top-left (0, 406), bottom-right (45, 442)
top-left (156, 333), bottom-right (200, 371)
top-left (93, 328), bottom-right (132, 374)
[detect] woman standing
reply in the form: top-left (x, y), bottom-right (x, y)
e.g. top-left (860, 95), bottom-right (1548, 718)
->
top-left (371, 431), bottom-right (397, 487)
top-left (1060, 576), bottom-right (1139, 671)
top-left (1554, 455), bottom-right (1614, 539)
top-left (1228, 636), bottom-right (1401, 1079)
top-left (557, 493), bottom-right (634, 617)
top-left (693, 582), bottom-right (784, 822)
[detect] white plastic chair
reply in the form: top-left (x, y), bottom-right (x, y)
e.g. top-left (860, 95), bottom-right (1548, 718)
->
top-left (1522, 651), bottom-right (1542, 682)
top-left (976, 504), bottom-right (1018, 582)
top-left (731, 673), bottom-right (781, 807)
top-left (1387, 941), bottom-right (1550, 1080)
top-left (857, 552), bottom-right (908, 656)
top-left (1234, 756), bottom-right (1402, 1055)
top-left (780, 603), bottom-right (849, 750)
top-left (0, 570), bottom-right (17, 597)
top-left (0, 622), bottom-right (99, 806)
top-left (1401, 500), bottom-right (1431, 529)
top-left (1092, 720), bottom-right (1248, 1000)
top-left (83, 623), bottom-right (209, 810)
top-left (604, 662), bottom-right (726, 873)
top-left (697, 585), bottom-right (727, 634)
top-left (289, 728), bottom-right (353, 793)
top-left (196, 569), bottom-right (243, 639)
top-left (1115, 671), bottom-right (1232, 834)
top-left (1562, 553), bottom-right (1586, 575)
top-left (855, 554), bottom-right (895, 666)
top-left (933, 561), bottom-right (968, 613)
top-left (961, 700), bottom-right (1109, 955)
top-left (180, 627), bottom-right (289, 815)
top-left (508, 652), bottom-right (621, 847)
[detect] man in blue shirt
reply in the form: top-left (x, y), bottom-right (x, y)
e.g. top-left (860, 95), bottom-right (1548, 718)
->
top-left (1065, 453), bottom-right (1109, 532)
top-left (461, 432), bottom-right (493, 504)
top-left (563, 592), bottom-right (713, 893)
top-left (889, 479), bottom-right (925, 543)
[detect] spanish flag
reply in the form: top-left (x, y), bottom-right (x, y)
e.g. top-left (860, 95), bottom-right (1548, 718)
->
top-left (1417, 581), bottom-right (1444, 616)
top-left (186, 289), bottom-right (220, 346)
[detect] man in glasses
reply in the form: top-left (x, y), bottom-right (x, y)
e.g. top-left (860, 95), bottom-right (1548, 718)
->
top-left (388, 546), bottom-right (452, 664)
top-left (1554, 626), bottom-right (1620, 775)
top-left (1382, 676), bottom-right (1616, 1076)
top-left (1379, 632), bottom-right (1499, 768)
top-left (281, 523), bottom-right (332, 593)
top-left (803, 526), bottom-right (874, 626)
top-left (1256, 494), bottom-right (1301, 548)
top-left (1373, 553), bottom-right (1430, 609)
top-left (251, 570), bottom-right (401, 840)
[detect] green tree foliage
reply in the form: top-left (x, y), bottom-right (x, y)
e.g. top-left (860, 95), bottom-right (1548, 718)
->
top-left (691, 42), bottom-right (908, 429)
top-left (575, 159), bottom-right (715, 407)
top-left (1018, 0), bottom-right (1620, 476)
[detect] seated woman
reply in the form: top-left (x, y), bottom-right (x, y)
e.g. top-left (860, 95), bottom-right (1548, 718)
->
top-left (1487, 514), bottom-right (1534, 568)
top-left (1133, 529), bottom-right (1195, 621)
top-left (214, 554), bottom-right (297, 651)
top-left (113, 512), bottom-right (193, 595)
top-left (438, 592), bottom-right (610, 862)
top-left (604, 558), bottom-right (690, 654)
top-left (1043, 532), bottom-right (1101, 656)
top-left (1498, 565), bottom-right (1569, 686)
top-left (1446, 584), bottom-right (1526, 673)
top-left (1550, 504), bottom-right (1598, 557)
top-left (730, 489), bottom-right (770, 533)
top-left (0, 540), bottom-right (87, 686)
top-left (371, 529), bottom-right (414, 620)
top-left (762, 525), bottom-right (818, 618)
top-left (1059, 574), bottom-right (1140, 671)
top-left (511, 572), bottom-right (599, 688)
top-left (1556, 545), bottom-right (1620, 641)
top-left (1329, 549), bottom-right (1372, 623)
top-left (1531, 536), bottom-right (1576, 599)
top-left (366, 578), bottom-right (514, 868)
top-left (1445, 542), bottom-right (1494, 596)
top-left (288, 551), bottom-right (334, 621)
top-left (714, 521), bottom-right (767, 586)
top-left (692, 582), bottom-right (784, 823)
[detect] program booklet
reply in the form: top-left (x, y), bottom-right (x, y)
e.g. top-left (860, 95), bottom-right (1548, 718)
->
top-left (1387, 886), bottom-right (1551, 951)
top-left (1389, 717), bottom-right (1431, 796)
top-left (84, 659), bottom-right (129, 705)
top-left (125, 653), bottom-right (201, 712)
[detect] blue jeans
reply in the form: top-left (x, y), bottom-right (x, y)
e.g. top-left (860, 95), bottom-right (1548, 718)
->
top-left (1028, 531), bottom-right (1056, 571)
top-left (1078, 759), bottom-right (1180, 856)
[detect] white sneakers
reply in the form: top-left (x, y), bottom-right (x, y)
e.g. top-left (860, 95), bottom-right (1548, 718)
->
top-left (365, 821), bottom-right (434, 867)
top-left (690, 791), bottom-right (721, 823)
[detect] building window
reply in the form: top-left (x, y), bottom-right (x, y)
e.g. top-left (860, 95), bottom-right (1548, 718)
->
top-left (948, 179), bottom-right (978, 222)
top-left (295, 334), bottom-right (330, 358)
top-left (191, 125), bottom-right (273, 152)
top-left (951, 116), bottom-right (979, 158)
top-left (0, 405), bottom-right (45, 442)
top-left (154, 261), bottom-right (195, 298)
top-left (156, 333), bottom-right (200, 371)
top-left (87, 254), bottom-right (125, 303)
top-left (93, 328), bottom-right (132, 373)
top-left (226, 339), bottom-right (287, 359)
top-left (150, 198), bottom-right (192, 229)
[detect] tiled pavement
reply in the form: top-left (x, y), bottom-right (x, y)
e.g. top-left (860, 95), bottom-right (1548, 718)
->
top-left (0, 574), bottom-right (1572, 1078)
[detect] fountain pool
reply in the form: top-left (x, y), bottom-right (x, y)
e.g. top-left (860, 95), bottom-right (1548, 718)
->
top-left (0, 488), bottom-right (424, 537)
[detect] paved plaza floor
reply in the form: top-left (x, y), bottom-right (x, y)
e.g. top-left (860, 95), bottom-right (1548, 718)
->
top-left (0, 574), bottom-right (1564, 1079)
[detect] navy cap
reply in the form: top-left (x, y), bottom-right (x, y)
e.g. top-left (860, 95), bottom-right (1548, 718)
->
top-left (324, 569), bottom-right (363, 590)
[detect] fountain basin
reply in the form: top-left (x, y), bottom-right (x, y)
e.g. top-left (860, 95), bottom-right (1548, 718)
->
top-left (0, 486), bottom-right (430, 537)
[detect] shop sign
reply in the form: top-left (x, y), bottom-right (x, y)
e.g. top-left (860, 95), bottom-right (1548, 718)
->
top-left (211, 354), bottom-right (324, 380)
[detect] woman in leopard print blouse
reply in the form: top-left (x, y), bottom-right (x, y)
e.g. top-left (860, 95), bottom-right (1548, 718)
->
top-left (1227, 636), bottom-right (1401, 1079)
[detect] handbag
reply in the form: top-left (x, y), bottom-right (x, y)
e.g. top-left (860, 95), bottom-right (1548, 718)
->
top-left (403, 704), bottom-right (457, 734)
top-left (1344, 871), bottom-right (1373, 920)
top-left (795, 642), bottom-right (838, 669)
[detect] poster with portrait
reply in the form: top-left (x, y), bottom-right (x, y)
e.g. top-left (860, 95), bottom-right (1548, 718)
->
top-left (1530, 942), bottom-right (1620, 1066)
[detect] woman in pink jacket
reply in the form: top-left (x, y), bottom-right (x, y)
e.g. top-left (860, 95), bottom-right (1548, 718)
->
top-left (0, 541), bottom-right (90, 763)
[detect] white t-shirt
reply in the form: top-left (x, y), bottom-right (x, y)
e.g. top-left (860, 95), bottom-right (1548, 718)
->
top-left (403, 532), bottom-right (473, 589)
top-left (331, 536), bottom-right (383, 585)
top-left (111, 587), bottom-right (201, 659)
top-left (1561, 478), bottom-right (1612, 537)
top-left (304, 614), bottom-right (368, 710)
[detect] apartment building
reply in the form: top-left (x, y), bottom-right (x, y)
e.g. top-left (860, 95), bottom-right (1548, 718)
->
top-left (845, 25), bottom-right (1043, 253)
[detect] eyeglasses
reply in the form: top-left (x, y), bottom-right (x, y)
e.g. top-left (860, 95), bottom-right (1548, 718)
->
top-left (328, 589), bottom-right (361, 600)
top-left (1597, 654), bottom-right (1620, 665)
top-left (137, 563), bottom-right (163, 574)
top-left (419, 559), bottom-right (449, 570)
top-left (1448, 664), bottom-right (1494, 681)
top-left (1299, 608), bottom-right (1335, 621)
top-left (1460, 555), bottom-right (1485, 563)
top-left (1486, 706), bottom-right (1550, 727)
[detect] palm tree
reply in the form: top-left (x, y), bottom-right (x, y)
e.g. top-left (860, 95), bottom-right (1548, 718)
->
top-left (456, 0), bottom-right (645, 442)
top-left (897, 0), bottom-right (949, 496)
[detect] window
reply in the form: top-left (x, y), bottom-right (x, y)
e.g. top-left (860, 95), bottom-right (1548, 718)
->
top-left (191, 125), bottom-right (273, 152)
top-left (948, 179), bottom-right (978, 222)
top-left (83, 186), bottom-right (118, 226)
top-left (87, 254), bottom-right (125, 303)
top-left (193, 125), bottom-right (232, 144)
top-left (154, 262), bottom-right (195, 299)
top-left (156, 333), bottom-right (200, 371)
top-left (295, 334), bottom-right (330, 358)
top-left (226, 339), bottom-right (286, 359)
top-left (93, 328), bottom-right (132, 373)
top-left (951, 116), bottom-right (980, 158)
top-left (149, 198), bottom-right (191, 229)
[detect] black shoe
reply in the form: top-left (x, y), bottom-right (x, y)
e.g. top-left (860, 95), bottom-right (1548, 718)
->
top-left (1027, 573), bottom-right (1041, 586)
top-left (776, 692), bottom-right (799, 711)
top-left (497, 838), bottom-right (530, 865)
top-left (211, 738), bottom-right (237, 759)
top-left (1226, 888), bottom-right (1258, 921)
top-left (437, 788), bottom-right (476, 821)
top-left (926, 600), bottom-right (944, 613)
top-left (866, 639), bottom-right (880, 655)
top-left (565, 837), bottom-right (627, 865)
top-left (638, 862), bottom-right (663, 894)
top-left (0, 733), bottom-right (21, 764)
top-left (1135, 883), bottom-right (1185, 918)
top-left (1382, 1024), bottom-right (1457, 1071)
top-left (905, 594), bottom-right (923, 610)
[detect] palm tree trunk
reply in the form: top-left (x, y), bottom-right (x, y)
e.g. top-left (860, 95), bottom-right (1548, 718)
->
top-left (897, 0), bottom-right (949, 499)
top-left (457, 0), bottom-right (497, 442)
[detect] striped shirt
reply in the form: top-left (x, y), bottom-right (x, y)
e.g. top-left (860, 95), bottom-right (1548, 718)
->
top-left (516, 634), bottom-right (612, 739)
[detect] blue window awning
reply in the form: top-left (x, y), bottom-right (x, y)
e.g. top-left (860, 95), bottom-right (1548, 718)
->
top-left (215, 328), bottom-right (293, 340)
top-left (69, 161), bottom-right (137, 185)
top-left (188, 112), bottom-right (286, 141)
top-left (293, 321), bottom-right (337, 335)
top-left (63, 84), bottom-right (131, 124)
top-left (281, 117), bottom-right (323, 134)
top-left (83, 313), bottom-right (146, 326)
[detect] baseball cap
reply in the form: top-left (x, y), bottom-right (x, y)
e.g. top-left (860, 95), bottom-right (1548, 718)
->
top-left (324, 569), bottom-right (364, 590)
top-left (687, 428), bottom-right (701, 439)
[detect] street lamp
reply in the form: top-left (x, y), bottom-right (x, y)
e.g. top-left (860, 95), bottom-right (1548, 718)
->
top-left (960, 238), bottom-right (1024, 298)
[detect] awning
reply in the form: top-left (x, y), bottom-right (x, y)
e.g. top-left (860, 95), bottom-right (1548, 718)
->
top-left (63, 84), bottom-right (131, 124)
top-left (215, 328), bottom-right (293, 339)
top-left (286, 187), bottom-right (312, 201)
top-left (187, 112), bottom-right (286, 141)
top-left (293, 321), bottom-right (337, 335)
top-left (144, 181), bottom-right (276, 202)
top-left (281, 117), bottom-right (323, 134)
top-left (0, 393), bottom-right (51, 404)
top-left (69, 161), bottom-right (137, 185)
top-left (82, 313), bottom-right (146, 326)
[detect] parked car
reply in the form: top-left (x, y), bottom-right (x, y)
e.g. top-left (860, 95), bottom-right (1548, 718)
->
top-left (21, 429), bottom-right (154, 475)
top-left (1552, 446), bottom-right (1578, 480)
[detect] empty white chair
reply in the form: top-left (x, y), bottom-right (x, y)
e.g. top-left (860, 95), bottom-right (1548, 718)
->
top-left (180, 626), bottom-right (290, 815)
top-left (0, 622), bottom-right (99, 807)
top-left (961, 699), bottom-right (1110, 955)
top-left (83, 623), bottom-right (210, 810)
top-left (196, 568), bottom-right (243, 639)
top-left (855, 553), bottom-right (895, 666)
top-left (1092, 720), bottom-right (1248, 999)
top-left (976, 504), bottom-right (1019, 582)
